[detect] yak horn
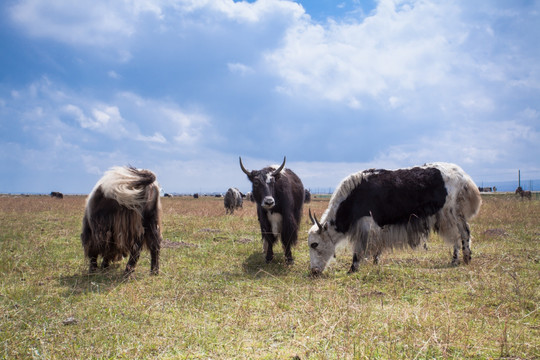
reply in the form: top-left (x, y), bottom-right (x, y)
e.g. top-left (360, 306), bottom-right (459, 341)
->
top-left (309, 208), bottom-right (323, 231)
top-left (239, 157), bottom-right (250, 176)
top-left (272, 156), bottom-right (286, 176)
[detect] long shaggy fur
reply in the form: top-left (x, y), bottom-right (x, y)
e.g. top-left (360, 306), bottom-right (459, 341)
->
top-left (309, 162), bottom-right (481, 273)
top-left (81, 166), bottom-right (162, 275)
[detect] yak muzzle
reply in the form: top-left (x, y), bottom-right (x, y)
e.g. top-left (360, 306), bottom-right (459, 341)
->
top-left (262, 196), bottom-right (275, 209)
top-left (310, 267), bottom-right (322, 277)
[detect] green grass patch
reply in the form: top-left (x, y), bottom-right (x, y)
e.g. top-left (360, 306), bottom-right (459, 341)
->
top-left (0, 194), bottom-right (538, 359)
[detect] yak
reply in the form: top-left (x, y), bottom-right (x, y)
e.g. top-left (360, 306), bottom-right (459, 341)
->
top-left (308, 162), bottom-right (481, 275)
top-left (81, 166), bottom-right (163, 276)
top-left (224, 187), bottom-right (243, 214)
top-left (50, 191), bottom-right (64, 199)
top-left (304, 189), bottom-right (312, 204)
top-left (240, 156), bottom-right (304, 264)
top-left (515, 187), bottom-right (532, 200)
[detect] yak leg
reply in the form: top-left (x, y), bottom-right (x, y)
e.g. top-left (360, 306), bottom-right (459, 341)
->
top-left (459, 220), bottom-right (472, 265)
top-left (284, 245), bottom-right (294, 265)
top-left (451, 217), bottom-right (472, 266)
top-left (281, 215), bottom-right (297, 265)
top-left (89, 256), bottom-right (98, 273)
top-left (149, 237), bottom-right (161, 275)
top-left (373, 251), bottom-right (381, 265)
top-left (264, 235), bottom-right (275, 263)
top-left (441, 219), bottom-right (463, 266)
top-left (101, 256), bottom-right (112, 269)
top-left (349, 229), bottom-right (370, 273)
top-left (349, 253), bottom-right (361, 273)
top-left (150, 246), bottom-right (160, 275)
top-left (124, 243), bottom-right (142, 276)
top-left (452, 244), bottom-right (460, 266)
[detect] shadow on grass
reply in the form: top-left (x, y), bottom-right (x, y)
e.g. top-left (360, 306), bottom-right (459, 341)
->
top-left (58, 264), bottom-right (136, 296)
top-left (242, 252), bottom-right (294, 278)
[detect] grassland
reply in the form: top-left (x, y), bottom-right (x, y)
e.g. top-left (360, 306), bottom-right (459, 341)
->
top-left (0, 194), bottom-right (538, 359)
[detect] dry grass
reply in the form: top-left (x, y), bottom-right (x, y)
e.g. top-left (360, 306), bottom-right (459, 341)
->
top-left (0, 194), bottom-right (538, 359)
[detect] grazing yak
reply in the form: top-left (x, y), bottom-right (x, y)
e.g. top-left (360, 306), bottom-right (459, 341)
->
top-left (308, 162), bottom-right (481, 275)
top-left (50, 191), bottom-right (64, 199)
top-left (240, 156), bottom-right (304, 264)
top-left (81, 166), bottom-right (163, 276)
top-left (515, 187), bottom-right (532, 200)
top-left (224, 187), bottom-right (243, 214)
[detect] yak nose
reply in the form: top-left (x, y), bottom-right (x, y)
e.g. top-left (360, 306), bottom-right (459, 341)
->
top-left (262, 196), bottom-right (275, 208)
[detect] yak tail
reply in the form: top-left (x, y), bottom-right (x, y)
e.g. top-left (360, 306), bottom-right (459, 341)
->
top-left (460, 177), bottom-right (482, 220)
top-left (93, 166), bottom-right (159, 214)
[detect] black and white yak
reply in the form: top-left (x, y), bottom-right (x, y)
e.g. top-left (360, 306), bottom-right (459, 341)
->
top-left (240, 156), bottom-right (304, 264)
top-left (224, 187), bottom-right (243, 214)
top-left (308, 162), bottom-right (482, 275)
top-left (81, 166), bottom-right (163, 276)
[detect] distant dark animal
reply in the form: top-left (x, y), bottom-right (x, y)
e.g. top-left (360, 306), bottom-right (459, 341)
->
top-left (240, 156), bottom-right (304, 264)
top-left (478, 187), bottom-right (492, 192)
top-left (164, 193), bottom-right (172, 198)
top-left (50, 191), bottom-right (64, 199)
top-left (304, 189), bottom-right (311, 204)
top-left (308, 163), bottom-right (482, 275)
top-left (81, 166), bottom-right (163, 276)
top-left (515, 187), bottom-right (532, 200)
top-left (224, 187), bottom-right (243, 214)
top-left (193, 193), bottom-right (199, 199)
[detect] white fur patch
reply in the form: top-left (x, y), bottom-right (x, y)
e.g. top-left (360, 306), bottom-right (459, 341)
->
top-left (267, 212), bottom-right (282, 237)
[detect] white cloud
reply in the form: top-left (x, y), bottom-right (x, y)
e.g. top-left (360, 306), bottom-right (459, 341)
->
top-left (108, 71), bottom-right (120, 79)
top-left (175, 0), bottom-right (305, 23)
top-left (9, 0), bottom-right (305, 51)
top-left (10, 1), bottom-right (135, 46)
top-left (228, 62), bottom-right (255, 76)
top-left (137, 132), bottom-right (167, 143)
top-left (265, 1), bottom-right (467, 107)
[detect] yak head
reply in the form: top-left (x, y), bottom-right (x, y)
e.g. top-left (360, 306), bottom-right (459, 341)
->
top-left (239, 156), bottom-right (286, 210)
top-left (307, 209), bottom-right (340, 276)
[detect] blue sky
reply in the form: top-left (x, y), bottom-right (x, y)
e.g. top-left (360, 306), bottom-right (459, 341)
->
top-left (1, 0), bottom-right (539, 194)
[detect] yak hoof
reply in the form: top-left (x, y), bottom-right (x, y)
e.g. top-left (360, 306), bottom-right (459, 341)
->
top-left (285, 257), bottom-right (295, 266)
top-left (348, 265), bottom-right (358, 273)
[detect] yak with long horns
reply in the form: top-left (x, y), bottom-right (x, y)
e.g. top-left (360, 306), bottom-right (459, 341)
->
top-left (240, 157), bottom-right (304, 265)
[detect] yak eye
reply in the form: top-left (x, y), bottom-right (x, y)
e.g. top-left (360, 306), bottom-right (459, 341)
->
top-left (310, 243), bottom-right (318, 249)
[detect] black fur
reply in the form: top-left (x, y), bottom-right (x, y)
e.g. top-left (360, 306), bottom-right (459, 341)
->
top-left (241, 159), bottom-right (304, 264)
top-left (334, 167), bottom-right (448, 239)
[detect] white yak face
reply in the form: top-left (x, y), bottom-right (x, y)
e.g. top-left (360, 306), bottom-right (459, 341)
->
top-left (308, 223), bottom-right (338, 275)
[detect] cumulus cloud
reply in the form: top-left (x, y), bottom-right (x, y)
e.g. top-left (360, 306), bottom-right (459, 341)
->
top-left (265, 1), bottom-right (467, 106)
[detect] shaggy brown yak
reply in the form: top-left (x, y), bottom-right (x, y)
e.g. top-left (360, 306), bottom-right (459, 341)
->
top-left (515, 186), bottom-right (532, 200)
top-left (81, 166), bottom-right (162, 276)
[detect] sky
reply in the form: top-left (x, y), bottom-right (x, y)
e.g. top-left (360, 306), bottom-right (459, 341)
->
top-left (0, 0), bottom-right (539, 194)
